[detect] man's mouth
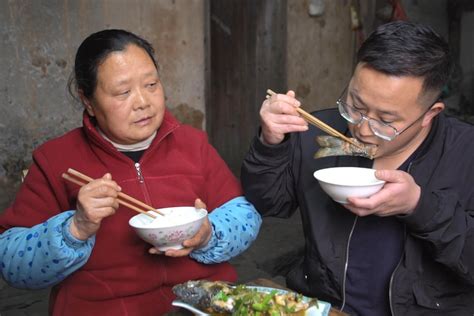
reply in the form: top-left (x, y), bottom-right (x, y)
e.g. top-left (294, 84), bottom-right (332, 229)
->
top-left (352, 134), bottom-right (378, 146)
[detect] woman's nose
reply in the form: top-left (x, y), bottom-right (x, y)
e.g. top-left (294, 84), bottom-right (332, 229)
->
top-left (133, 89), bottom-right (150, 110)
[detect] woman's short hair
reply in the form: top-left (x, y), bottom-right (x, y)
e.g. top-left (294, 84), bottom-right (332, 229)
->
top-left (68, 29), bottom-right (157, 99)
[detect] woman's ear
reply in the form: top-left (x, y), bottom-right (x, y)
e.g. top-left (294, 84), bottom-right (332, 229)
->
top-left (79, 90), bottom-right (95, 117)
top-left (421, 102), bottom-right (444, 127)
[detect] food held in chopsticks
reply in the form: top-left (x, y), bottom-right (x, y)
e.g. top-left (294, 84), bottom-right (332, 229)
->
top-left (266, 89), bottom-right (367, 154)
top-left (315, 135), bottom-right (378, 159)
top-left (173, 280), bottom-right (318, 315)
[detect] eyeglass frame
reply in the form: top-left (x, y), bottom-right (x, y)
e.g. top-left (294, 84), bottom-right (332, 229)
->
top-left (336, 87), bottom-right (440, 141)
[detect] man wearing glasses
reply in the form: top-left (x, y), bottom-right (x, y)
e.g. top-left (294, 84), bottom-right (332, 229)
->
top-left (241, 21), bottom-right (474, 315)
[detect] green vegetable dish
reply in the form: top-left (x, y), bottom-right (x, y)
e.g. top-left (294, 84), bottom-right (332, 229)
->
top-left (172, 280), bottom-right (319, 315)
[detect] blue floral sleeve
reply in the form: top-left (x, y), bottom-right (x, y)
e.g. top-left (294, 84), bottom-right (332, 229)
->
top-left (190, 196), bottom-right (262, 264)
top-left (0, 211), bottom-right (94, 289)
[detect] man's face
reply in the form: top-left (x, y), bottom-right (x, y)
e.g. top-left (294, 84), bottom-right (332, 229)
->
top-left (345, 64), bottom-right (443, 159)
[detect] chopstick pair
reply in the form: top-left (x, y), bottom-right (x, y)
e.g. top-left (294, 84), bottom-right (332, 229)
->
top-left (266, 89), bottom-right (364, 150)
top-left (62, 168), bottom-right (160, 219)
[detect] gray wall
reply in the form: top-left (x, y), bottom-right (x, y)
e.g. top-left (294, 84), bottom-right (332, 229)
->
top-left (402, 0), bottom-right (474, 120)
top-left (402, 0), bottom-right (448, 37)
top-left (0, 0), bottom-right (207, 210)
top-left (287, 0), bottom-right (354, 111)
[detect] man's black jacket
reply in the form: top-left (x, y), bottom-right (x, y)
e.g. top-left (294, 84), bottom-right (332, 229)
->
top-left (241, 109), bottom-right (474, 315)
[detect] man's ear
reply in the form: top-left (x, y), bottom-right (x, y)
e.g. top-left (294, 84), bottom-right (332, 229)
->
top-left (422, 102), bottom-right (444, 127)
top-left (79, 90), bottom-right (95, 117)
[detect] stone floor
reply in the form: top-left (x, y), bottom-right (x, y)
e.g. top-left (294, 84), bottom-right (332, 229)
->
top-left (0, 211), bottom-right (304, 315)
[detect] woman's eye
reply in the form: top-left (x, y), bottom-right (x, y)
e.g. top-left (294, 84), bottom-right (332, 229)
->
top-left (113, 90), bottom-right (130, 99)
top-left (147, 82), bottom-right (157, 88)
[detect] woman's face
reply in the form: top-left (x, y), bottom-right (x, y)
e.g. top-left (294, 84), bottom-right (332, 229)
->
top-left (83, 44), bottom-right (165, 145)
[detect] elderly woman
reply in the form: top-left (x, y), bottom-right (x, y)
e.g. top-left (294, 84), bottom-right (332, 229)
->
top-left (0, 29), bottom-right (261, 315)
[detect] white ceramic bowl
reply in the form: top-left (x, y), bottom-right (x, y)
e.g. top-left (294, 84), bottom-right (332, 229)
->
top-left (313, 167), bottom-right (385, 204)
top-left (129, 206), bottom-right (208, 251)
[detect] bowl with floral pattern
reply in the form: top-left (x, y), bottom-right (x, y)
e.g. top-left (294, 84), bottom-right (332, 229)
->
top-left (129, 206), bottom-right (208, 251)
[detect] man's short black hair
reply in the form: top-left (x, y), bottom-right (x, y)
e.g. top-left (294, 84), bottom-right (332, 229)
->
top-left (357, 21), bottom-right (452, 96)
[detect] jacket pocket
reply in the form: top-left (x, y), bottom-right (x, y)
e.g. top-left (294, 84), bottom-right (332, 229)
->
top-left (413, 282), bottom-right (443, 310)
top-left (286, 251), bottom-right (341, 304)
top-left (412, 280), bottom-right (472, 312)
top-left (286, 257), bottom-right (311, 295)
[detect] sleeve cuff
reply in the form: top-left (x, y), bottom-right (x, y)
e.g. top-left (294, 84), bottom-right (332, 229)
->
top-left (398, 188), bottom-right (438, 232)
top-left (192, 222), bottom-right (218, 254)
top-left (61, 215), bottom-right (92, 249)
top-left (253, 131), bottom-right (292, 158)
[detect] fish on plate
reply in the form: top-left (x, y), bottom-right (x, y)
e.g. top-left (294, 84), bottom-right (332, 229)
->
top-left (172, 280), bottom-right (331, 316)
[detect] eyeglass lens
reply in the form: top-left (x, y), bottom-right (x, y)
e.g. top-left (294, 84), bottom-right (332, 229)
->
top-left (338, 91), bottom-right (397, 141)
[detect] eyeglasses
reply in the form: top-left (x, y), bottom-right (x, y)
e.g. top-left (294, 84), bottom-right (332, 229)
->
top-left (337, 88), bottom-right (436, 141)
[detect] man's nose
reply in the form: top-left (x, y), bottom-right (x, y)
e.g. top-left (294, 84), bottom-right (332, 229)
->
top-left (357, 116), bottom-right (373, 136)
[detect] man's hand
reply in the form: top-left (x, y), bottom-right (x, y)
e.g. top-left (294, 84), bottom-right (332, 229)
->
top-left (148, 198), bottom-right (212, 257)
top-left (344, 170), bottom-right (421, 217)
top-left (260, 90), bottom-right (308, 145)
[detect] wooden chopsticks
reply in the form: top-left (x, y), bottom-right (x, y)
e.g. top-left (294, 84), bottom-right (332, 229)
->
top-left (62, 168), bottom-right (159, 219)
top-left (266, 89), bottom-right (364, 150)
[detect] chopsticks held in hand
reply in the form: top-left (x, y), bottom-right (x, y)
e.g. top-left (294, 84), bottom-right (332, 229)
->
top-left (62, 168), bottom-right (159, 219)
top-left (266, 89), bottom-right (364, 150)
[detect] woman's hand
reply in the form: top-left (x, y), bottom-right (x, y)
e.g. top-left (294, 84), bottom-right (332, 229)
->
top-left (260, 90), bottom-right (308, 145)
top-left (70, 173), bottom-right (121, 240)
top-left (148, 198), bottom-right (212, 257)
top-left (344, 170), bottom-right (421, 217)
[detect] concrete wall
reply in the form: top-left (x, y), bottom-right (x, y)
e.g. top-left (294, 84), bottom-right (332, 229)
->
top-left (287, 0), bottom-right (354, 111)
top-left (0, 0), bottom-right (206, 210)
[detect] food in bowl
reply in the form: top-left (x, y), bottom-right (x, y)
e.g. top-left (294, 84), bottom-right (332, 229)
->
top-left (313, 167), bottom-right (385, 204)
top-left (129, 206), bottom-right (207, 251)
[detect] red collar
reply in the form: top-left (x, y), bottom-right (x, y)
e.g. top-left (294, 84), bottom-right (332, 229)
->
top-left (82, 109), bottom-right (180, 159)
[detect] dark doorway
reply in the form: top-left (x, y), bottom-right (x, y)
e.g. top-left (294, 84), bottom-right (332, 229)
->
top-left (207, 0), bottom-right (287, 176)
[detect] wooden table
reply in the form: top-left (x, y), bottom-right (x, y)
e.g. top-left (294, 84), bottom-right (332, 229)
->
top-left (167, 278), bottom-right (348, 316)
